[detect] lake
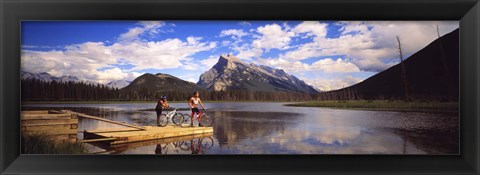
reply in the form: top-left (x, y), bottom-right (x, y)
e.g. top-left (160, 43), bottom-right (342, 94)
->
top-left (22, 102), bottom-right (459, 154)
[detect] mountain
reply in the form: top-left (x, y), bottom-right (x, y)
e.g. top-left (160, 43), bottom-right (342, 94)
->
top-left (21, 71), bottom-right (84, 83)
top-left (321, 28), bottom-right (459, 100)
top-left (197, 55), bottom-right (318, 94)
top-left (121, 73), bottom-right (203, 93)
top-left (106, 80), bottom-right (131, 89)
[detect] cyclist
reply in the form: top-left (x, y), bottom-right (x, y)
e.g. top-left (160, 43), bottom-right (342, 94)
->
top-left (190, 139), bottom-right (202, 154)
top-left (155, 95), bottom-right (170, 126)
top-left (188, 91), bottom-right (206, 127)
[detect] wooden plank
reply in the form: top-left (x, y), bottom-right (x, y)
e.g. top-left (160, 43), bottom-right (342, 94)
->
top-left (79, 137), bottom-right (117, 143)
top-left (21, 118), bottom-right (78, 126)
top-left (82, 128), bottom-right (141, 134)
top-left (23, 124), bottom-right (72, 131)
top-left (113, 132), bottom-right (212, 144)
top-left (85, 126), bottom-right (214, 145)
top-left (62, 110), bottom-right (145, 130)
top-left (21, 110), bottom-right (49, 115)
top-left (107, 133), bottom-right (213, 153)
top-left (48, 110), bottom-right (65, 114)
top-left (21, 114), bottom-right (73, 120)
top-left (112, 133), bottom-right (212, 149)
top-left (23, 128), bottom-right (77, 135)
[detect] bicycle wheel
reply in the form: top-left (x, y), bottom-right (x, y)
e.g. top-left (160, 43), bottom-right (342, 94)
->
top-left (178, 141), bottom-right (191, 151)
top-left (200, 137), bottom-right (214, 150)
top-left (172, 113), bottom-right (184, 125)
top-left (181, 114), bottom-right (192, 127)
top-left (200, 114), bottom-right (214, 127)
top-left (158, 114), bottom-right (168, 127)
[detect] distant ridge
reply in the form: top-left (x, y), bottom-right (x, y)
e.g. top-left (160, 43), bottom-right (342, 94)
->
top-left (320, 28), bottom-right (459, 100)
top-left (20, 71), bottom-right (97, 85)
top-left (121, 73), bottom-right (203, 94)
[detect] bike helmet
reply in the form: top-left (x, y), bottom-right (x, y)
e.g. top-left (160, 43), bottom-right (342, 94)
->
top-left (161, 95), bottom-right (167, 100)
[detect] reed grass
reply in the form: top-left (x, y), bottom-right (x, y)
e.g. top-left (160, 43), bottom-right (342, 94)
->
top-left (21, 133), bottom-right (87, 154)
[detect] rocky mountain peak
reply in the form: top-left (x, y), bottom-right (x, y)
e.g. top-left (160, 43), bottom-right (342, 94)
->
top-left (197, 55), bottom-right (318, 93)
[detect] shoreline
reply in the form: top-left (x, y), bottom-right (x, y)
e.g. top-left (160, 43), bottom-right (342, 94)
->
top-left (284, 100), bottom-right (459, 113)
top-left (21, 100), bottom-right (298, 104)
top-left (21, 100), bottom-right (459, 113)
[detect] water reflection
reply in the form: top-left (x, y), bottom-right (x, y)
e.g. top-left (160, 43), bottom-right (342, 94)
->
top-left (154, 137), bottom-right (215, 155)
top-left (22, 102), bottom-right (459, 154)
top-left (87, 134), bottom-right (214, 154)
top-left (211, 111), bottom-right (303, 148)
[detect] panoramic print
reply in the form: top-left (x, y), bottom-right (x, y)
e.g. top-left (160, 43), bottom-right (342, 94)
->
top-left (20, 21), bottom-right (459, 154)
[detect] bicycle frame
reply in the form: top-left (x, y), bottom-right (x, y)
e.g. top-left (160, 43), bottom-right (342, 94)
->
top-left (165, 108), bottom-right (177, 123)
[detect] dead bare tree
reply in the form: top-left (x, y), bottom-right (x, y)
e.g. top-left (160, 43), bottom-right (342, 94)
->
top-left (436, 25), bottom-right (454, 100)
top-left (396, 36), bottom-right (410, 101)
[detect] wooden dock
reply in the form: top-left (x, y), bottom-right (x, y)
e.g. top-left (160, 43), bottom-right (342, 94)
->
top-left (83, 125), bottom-right (214, 145)
top-left (21, 110), bottom-right (78, 143)
top-left (91, 133), bottom-right (213, 154)
top-left (22, 110), bottom-right (214, 145)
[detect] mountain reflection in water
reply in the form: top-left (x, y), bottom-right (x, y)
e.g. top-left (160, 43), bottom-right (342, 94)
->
top-left (22, 102), bottom-right (458, 154)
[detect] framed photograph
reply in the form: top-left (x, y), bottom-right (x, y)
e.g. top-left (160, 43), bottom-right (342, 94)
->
top-left (1, 0), bottom-right (479, 174)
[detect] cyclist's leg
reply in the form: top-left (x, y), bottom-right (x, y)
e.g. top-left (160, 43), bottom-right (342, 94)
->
top-left (197, 111), bottom-right (203, 126)
top-left (190, 111), bottom-right (195, 127)
top-left (156, 109), bottom-right (162, 126)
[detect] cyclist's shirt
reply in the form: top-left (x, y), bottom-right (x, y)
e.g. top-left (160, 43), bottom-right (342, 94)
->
top-left (192, 97), bottom-right (199, 105)
top-left (156, 100), bottom-right (165, 111)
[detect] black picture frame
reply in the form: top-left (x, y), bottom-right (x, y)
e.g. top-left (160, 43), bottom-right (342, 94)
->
top-left (1, 0), bottom-right (479, 174)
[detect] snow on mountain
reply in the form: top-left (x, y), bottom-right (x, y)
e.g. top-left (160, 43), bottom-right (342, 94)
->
top-left (21, 71), bottom-right (97, 85)
top-left (197, 55), bottom-right (318, 93)
top-left (106, 80), bottom-right (132, 89)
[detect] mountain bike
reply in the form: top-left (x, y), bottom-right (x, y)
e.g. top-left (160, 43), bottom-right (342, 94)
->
top-left (156, 138), bottom-right (213, 154)
top-left (182, 137), bottom-right (215, 154)
top-left (181, 109), bottom-right (214, 127)
top-left (158, 108), bottom-right (184, 127)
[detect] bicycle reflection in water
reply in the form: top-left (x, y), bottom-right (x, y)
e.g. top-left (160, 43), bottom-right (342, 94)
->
top-left (155, 137), bottom-right (214, 154)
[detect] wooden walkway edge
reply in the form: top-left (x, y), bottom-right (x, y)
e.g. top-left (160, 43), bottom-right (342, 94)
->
top-left (60, 110), bottom-right (146, 130)
top-left (83, 126), bottom-right (214, 145)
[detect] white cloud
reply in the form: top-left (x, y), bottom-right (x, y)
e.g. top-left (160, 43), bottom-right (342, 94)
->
top-left (177, 73), bottom-right (202, 83)
top-left (239, 21), bottom-right (252, 26)
top-left (200, 56), bottom-right (220, 69)
top-left (304, 75), bottom-right (362, 91)
top-left (181, 62), bottom-right (198, 71)
top-left (311, 58), bottom-right (361, 73)
top-left (220, 29), bottom-right (248, 40)
top-left (118, 21), bottom-right (166, 42)
top-left (112, 38), bottom-right (217, 71)
top-left (186, 36), bottom-right (202, 45)
top-left (22, 21), bottom-right (459, 86)
top-left (255, 57), bottom-right (360, 74)
top-left (22, 35), bottom-right (217, 84)
top-left (291, 21), bottom-right (328, 39)
top-left (279, 21), bottom-right (458, 72)
top-left (231, 43), bottom-right (263, 61)
top-left (221, 40), bottom-right (232, 46)
top-left (252, 23), bottom-right (295, 51)
top-left (21, 46), bottom-right (145, 84)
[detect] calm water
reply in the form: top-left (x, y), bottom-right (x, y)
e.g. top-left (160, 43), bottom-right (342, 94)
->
top-left (22, 102), bottom-right (459, 154)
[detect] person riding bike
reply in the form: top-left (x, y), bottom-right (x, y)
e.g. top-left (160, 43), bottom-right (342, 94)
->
top-left (155, 95), bottom-right (170, 126)
top-left (188, 91), bottom-right (206, 127)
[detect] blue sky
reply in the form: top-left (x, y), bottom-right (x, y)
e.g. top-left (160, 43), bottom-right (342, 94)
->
top-left (21, 21), bottom-right (458, 90)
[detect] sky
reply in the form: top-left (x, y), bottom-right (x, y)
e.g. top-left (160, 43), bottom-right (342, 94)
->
top-left (21, 21), bottom-right (459, 91)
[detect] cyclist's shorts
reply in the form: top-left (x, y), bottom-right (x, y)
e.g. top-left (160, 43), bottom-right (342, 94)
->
top-left (191, 107), bottom-right (200, 113)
